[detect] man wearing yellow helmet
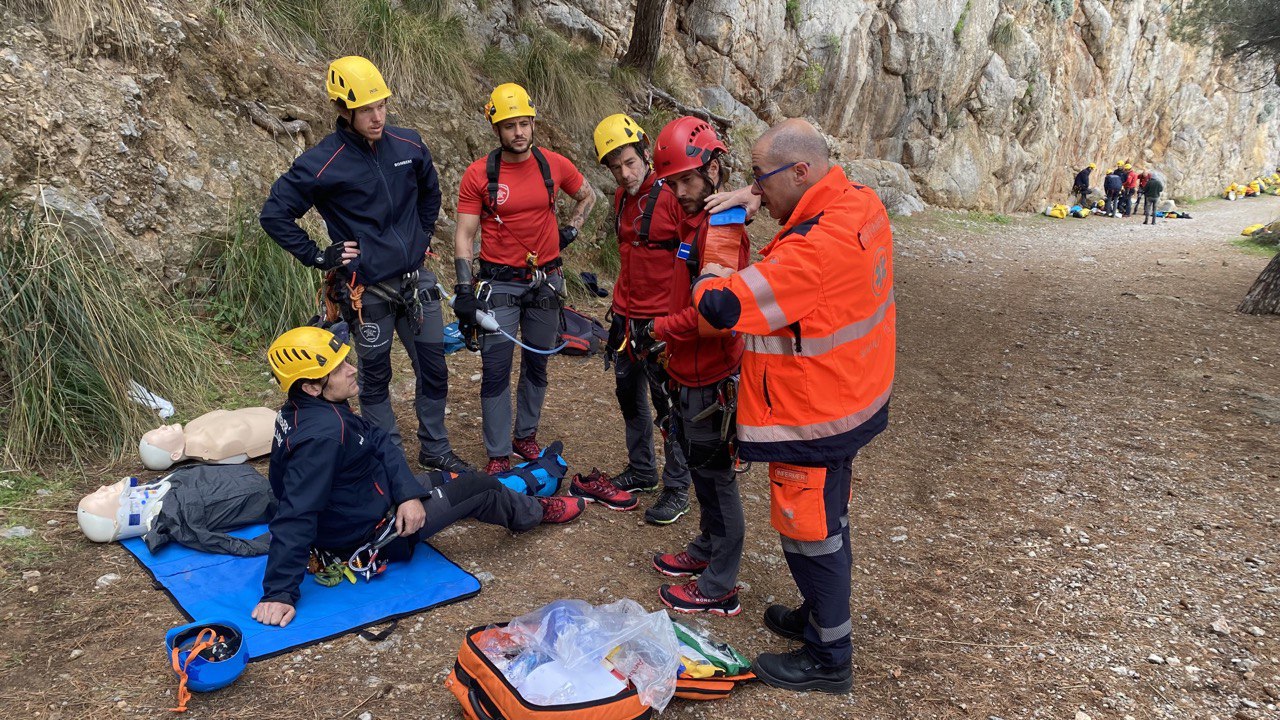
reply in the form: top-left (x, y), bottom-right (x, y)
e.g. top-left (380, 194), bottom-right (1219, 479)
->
top-left (261, 56), bottom-right (470, 477)
top-left (453, 83), bottom-right (597, 476)
top-left (588, 113), bottom-right (692, 525)
top-left (253, 325), bottom-right (584, 628)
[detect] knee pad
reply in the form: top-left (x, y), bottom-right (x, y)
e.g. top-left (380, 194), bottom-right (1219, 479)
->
top-left (521, 351), bottom-right (549, 388)
top-left (480, 345), bottom-right (514, 398)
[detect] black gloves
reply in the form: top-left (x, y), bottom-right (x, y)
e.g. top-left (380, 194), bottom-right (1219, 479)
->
top-left (315, 242), bottom-right (348, 271)
top-left (453, 284), bottom-right (481, 351)
top-left (558, 225), bottom-right (579, 250)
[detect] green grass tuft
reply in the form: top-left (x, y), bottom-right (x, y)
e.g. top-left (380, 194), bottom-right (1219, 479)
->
top-left (192, 206), bottom-right (321, 354)
top-left (484, 23), bottom-right (621, 136)
top-left (0, 205), bottom-right (217, 470)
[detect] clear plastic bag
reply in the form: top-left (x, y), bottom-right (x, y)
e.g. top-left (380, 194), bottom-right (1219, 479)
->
top-left (504, 599), bottom-right (680, 711)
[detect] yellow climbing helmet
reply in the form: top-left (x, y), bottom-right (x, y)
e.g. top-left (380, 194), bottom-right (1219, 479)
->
top-left (485, 83), bottom-right (536, 124)
top-left (1087, 163), bottom-right (1096, 169)
top-left (593, 113), bottom-right (648, 163)
top-left (326, 56), bottom-right (392, 109)
top-left (267, 326), bottom-right (352, 393)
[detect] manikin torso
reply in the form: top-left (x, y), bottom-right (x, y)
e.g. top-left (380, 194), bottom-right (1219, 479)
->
top-left (138, 407), bottom-right (276, 471)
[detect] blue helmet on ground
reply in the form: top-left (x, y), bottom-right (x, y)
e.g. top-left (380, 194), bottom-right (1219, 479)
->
top-left (165, 619), bottom-right (247, 695)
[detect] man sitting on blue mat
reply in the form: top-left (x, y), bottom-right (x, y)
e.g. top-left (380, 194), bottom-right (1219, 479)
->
top-left (253, 326), bottom-right (585, 628)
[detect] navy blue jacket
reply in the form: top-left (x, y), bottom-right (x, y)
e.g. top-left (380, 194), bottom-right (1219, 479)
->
top-left (1104, 173), bottom-right (1122, 193)
top-left (260, 118), bottom-right (442, 286)
top-left (1072, 167), bottom-right (1091, 190)
top-left (261, 392), bottom-right (428, 605)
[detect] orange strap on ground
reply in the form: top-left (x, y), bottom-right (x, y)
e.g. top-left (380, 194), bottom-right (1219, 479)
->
top-left (169, 628), bottom-right (218, 713)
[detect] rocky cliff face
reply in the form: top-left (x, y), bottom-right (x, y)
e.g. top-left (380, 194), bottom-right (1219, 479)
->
top-left (526, 0), bottom-right (1280, 210)
top-left (3, 0), bottom-right (1278, 271)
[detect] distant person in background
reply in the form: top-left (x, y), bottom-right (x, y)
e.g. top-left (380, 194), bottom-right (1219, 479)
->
top-left (1103, 170), bottom-right (1122, 217)
top-left (1142, 173), bottom-right (1164, 225)
top-left (1121, 164), bottom-right (1139, 217)
top-left (1072, 163), bottom-right (1095, 208)
top-left (1137, 170), bottom-right (1152, 216)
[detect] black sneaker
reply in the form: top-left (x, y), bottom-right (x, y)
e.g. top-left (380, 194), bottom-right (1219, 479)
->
top-left (610, 465), bottom-right (659, 493)
top-left (419, 450), bottom-right (473, 474)
top-left (644, 487), bottom-right (689, 525)
top-left (753, 647), bottom-right (852, 694)
top-left (763, 604), bottom-right (806, 641)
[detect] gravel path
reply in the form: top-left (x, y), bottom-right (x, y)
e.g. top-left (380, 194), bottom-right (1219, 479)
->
top-left (3, 195), bottom-right (1278, 719)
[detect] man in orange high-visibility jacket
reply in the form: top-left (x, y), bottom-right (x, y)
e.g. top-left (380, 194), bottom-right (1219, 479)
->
top-left (694, 119), bottom-right (896, 694)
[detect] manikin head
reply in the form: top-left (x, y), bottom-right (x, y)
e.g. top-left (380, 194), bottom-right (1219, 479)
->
top-left (139, 423), bottom-right (187, 471)
top-left (77, 477), bottom-right (172, 542)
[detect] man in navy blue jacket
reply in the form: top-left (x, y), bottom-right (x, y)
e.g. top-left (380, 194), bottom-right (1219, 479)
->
top-left (253, 326), bottom-right (583, 627)
top-left (260, 56), bottom-right (467, 474)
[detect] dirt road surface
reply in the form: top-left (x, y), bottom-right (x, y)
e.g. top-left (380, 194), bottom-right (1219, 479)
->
top-left (3, 196), bottom-right (1278, 719)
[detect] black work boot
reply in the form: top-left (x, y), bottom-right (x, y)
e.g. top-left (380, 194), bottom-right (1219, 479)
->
top-left (753, 646), bottom-right (852, 694)
top-left (644, 487), bottom-right (689, 525)
top-left (610, 465), bottom-right (659, 493)
top-left (763, 604), bottom-right (806, 641)
top-left (419, 450), bottom-right (473, 474)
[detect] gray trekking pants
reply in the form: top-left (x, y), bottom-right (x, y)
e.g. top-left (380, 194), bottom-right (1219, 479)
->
top-left (348, 268), bottom-right (452, 458)
top-left (612, 317), bottom-right (690, 489)
top-left (675, 383), bottom-right (744, 598)
top-left (478, 275), bottom-right (564, 458)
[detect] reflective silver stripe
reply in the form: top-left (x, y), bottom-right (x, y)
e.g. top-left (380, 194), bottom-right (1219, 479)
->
top-left (745, 289), bottom-right (895, 357)
top-left (739, 383), bottom-right (892, 443)
top-left (810, 617), bottom-right (853, 643)
top-left (839, 514), bottom-right (849, 529)
top-left (739, 265), bottom-right (788, 331)
top-left (781, 534), bottom-right (843, 557)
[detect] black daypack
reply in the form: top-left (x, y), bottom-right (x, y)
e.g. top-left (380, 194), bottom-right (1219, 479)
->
top-left (559, 306), bottom-right (607, 356)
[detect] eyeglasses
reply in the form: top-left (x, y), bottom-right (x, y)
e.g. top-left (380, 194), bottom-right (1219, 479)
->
top-left (752, 162), bottom-right (799, 191)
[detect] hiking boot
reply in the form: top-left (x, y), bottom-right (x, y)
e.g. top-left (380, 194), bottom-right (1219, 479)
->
top-left (484, 456), bottom-right (511, 476)
top-left (419, 450), bottom-right (473, 474)
top-left (537, 496), bottom-right (586, 524)
top-left (644, 487), bottom-right (689, 526)
top-left (763, 604), bottom-right (806, 641)
top-left (652, 550), bottom-right (708, 578)
top-left (752, 647), bottom-right (852, 694)
top-left (610, 465), bottom-right (659, 493)
top-left (511, 434), bottom-right (541, 462)
top-left (659, 580), bottom-right (741, 616)
top-left (569, 469), bottom-right (638, 511)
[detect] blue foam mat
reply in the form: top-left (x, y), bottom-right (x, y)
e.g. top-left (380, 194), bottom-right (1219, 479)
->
top-left (122, 524), bottom-right (480, 661)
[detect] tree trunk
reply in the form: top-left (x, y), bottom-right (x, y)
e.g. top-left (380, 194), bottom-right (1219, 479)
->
top-left (1239, 250), bottom-right (1280, 315)
top-left (620, 0), bottom-right (670, 79)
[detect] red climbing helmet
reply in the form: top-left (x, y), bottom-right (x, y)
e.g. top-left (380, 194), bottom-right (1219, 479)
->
top-left (652, 116), bottom-right (727, 181)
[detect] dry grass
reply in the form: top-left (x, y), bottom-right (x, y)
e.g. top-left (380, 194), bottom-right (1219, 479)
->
top-left (26, 0), bottom-right (151, 56)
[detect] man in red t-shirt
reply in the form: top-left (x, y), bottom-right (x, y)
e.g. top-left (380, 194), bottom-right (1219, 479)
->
top-left (453, 83), bottom-right (596, 475)
top-left (631, 117), bottom-right (750, 616)
top-left (580, 113), bottom-right (693, 524)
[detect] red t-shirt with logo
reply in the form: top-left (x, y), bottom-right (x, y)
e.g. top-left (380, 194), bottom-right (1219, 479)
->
top-left (457, 148), bottom-right (584, 267)
top-left (611, 173), bottom-right (685, 319)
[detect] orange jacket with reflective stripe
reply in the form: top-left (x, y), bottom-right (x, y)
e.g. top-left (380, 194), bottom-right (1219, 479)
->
top-left (694, 166), bottom-right (895, 463)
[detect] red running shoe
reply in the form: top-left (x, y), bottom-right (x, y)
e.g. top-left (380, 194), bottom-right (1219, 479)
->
top-left (484, 456), bottom-right (511, 476)
top-left (569, 469), bottom-right (638, 511)
top-left (511, 434), bottom-right (541, 461)
top-left (537, 496), bottom-right (586, 524)
top-left (659, 580), bottom-right (741, 616)
top-left (652, 551), bottom-right (709, 578)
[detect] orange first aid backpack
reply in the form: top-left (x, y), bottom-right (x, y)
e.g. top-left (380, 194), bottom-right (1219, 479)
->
top-left (447, 624), bottom-right (653, 720)
top-left (446, 625), bottom-right (756, 717)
